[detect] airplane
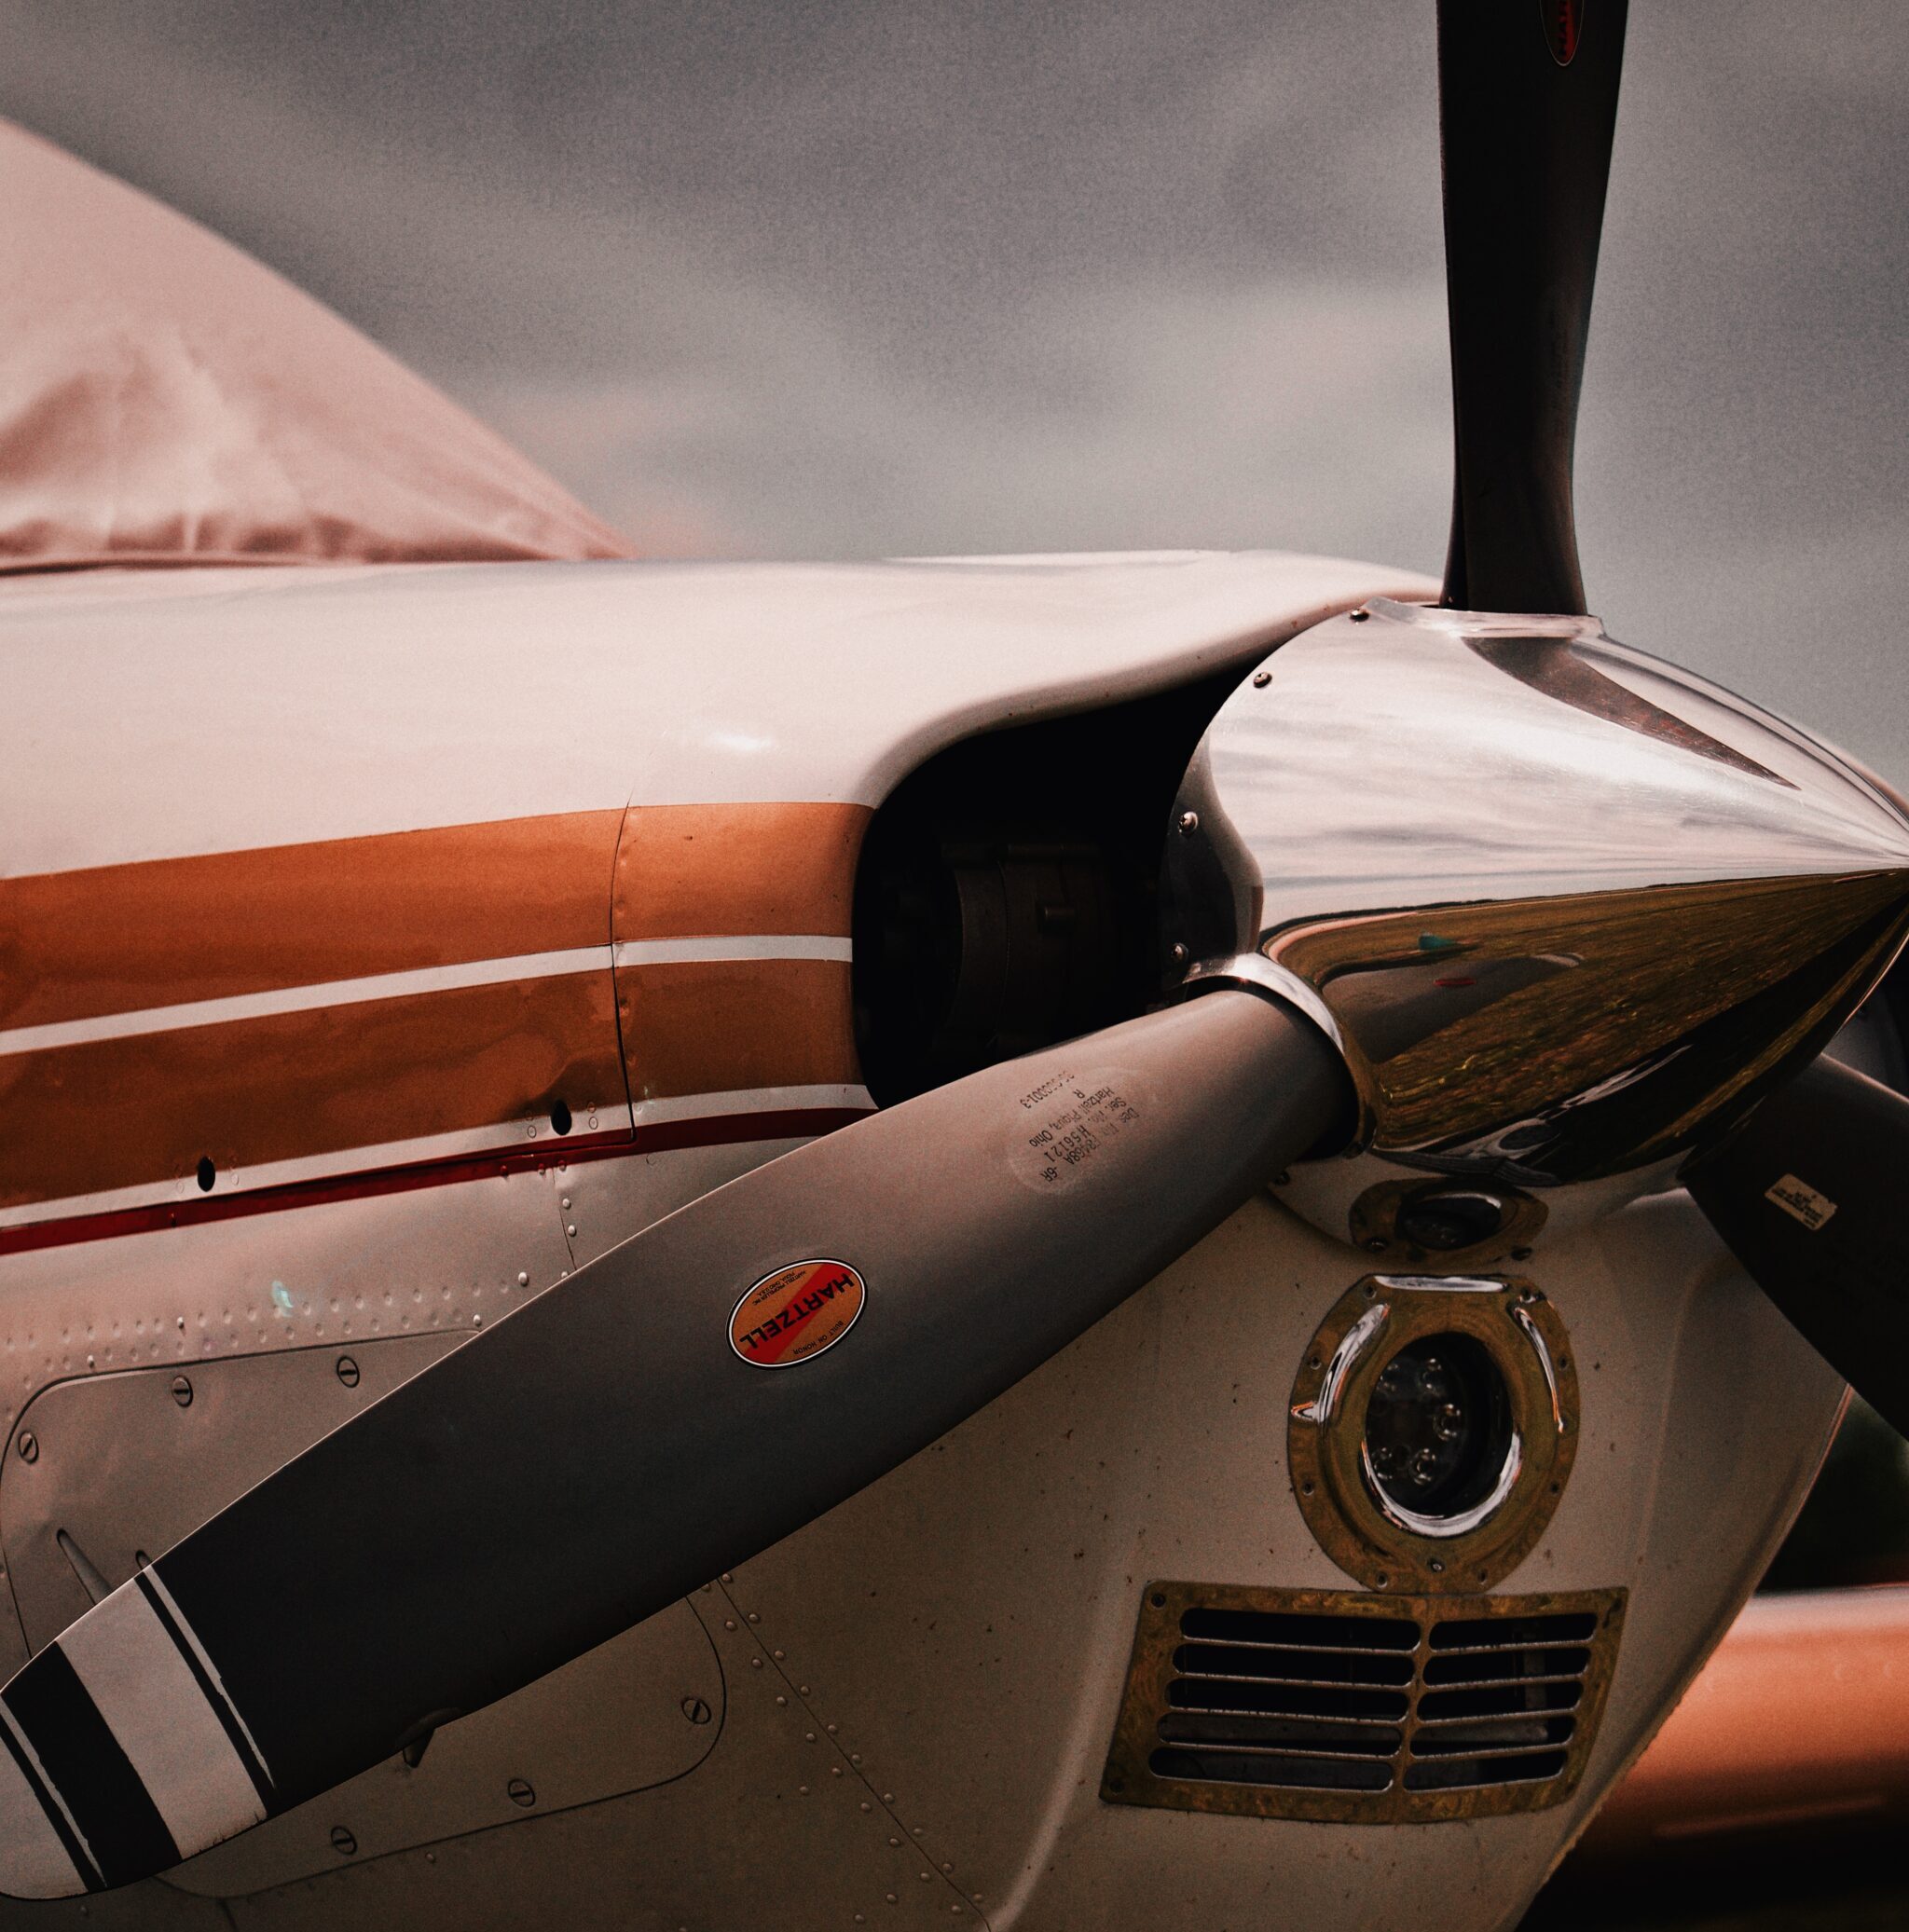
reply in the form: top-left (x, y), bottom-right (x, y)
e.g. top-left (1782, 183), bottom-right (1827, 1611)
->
top-left (1, 3), bottom-right (1907, 1925)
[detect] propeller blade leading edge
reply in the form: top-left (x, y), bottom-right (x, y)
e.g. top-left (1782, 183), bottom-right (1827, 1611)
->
top-left (0, 989), bottom-right (1343, 1897)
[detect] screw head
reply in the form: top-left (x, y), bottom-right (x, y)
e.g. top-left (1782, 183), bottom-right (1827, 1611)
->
top-left (1168, 941), bottom-right (1189, 966)
top-left (329, 1826), bottom-right (356, 1857)
top-left (336, 1356), bottom-right (360, 1389)
top-left (1176, 810), bottom-right (1200, 836)
top-left (1252, 669), bottom-right (1272, 688)
top-left (506, 1777), bottom-right (535, 1808)
top-left (680, 1695), bottom-right (712, 1725)
top-left (170, 1376), bottom-right (193, 1408)
top-left (15, 1432), bottom-right (36, 1464)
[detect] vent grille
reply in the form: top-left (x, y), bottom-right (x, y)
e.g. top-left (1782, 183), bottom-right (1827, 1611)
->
top-left (1104, 1584), bottom-right (1624, 1824)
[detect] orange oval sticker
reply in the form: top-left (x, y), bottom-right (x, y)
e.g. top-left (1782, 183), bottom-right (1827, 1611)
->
top-left (729, 1259), bottom-right (865, 1369)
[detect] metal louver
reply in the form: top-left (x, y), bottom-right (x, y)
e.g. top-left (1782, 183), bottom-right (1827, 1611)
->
top-left (1102, 1583), bottom-right (1625, 1824)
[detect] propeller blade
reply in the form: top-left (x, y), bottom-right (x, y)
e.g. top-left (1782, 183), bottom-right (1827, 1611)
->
top-left (1686, 1054), bottom-right (1909, 1437)
top-left (0, 989), bottom-right (1342, 1896)
top-left (1436, 0), bottom-right (1629, 613)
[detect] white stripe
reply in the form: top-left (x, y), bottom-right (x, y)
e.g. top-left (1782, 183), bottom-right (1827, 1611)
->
top-left (0, 948), bottom-right (610, 1057)
top-left (0, 1706), bottom-right (95, 1895)
top-left (632, 1084), bottom-right (873, 1127)
top-left (60, 1587), bottom-right (266, 1855)
top-left (612, 935), bottom-right (853, 966)
top-left (138, 1570), bottom-right (273, 1786)
top-left (0, 1110), bottom-right (615, 1232)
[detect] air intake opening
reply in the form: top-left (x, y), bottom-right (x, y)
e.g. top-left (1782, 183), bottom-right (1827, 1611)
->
top-left (1105, 1583), bottom-right (1624, 1824)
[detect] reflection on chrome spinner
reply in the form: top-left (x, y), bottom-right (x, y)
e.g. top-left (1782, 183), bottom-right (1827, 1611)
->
top-left (1166, 599), bottom-right (1909, 1239)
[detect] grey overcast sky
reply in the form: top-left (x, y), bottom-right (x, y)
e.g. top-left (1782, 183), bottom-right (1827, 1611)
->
top-left (5, 2), bottom-right (1906, 775)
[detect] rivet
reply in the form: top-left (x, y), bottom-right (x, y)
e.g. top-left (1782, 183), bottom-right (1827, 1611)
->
top-left (1176, 810), bottom-right (1200, 836)
top-left (800, 1684), bottom-right (811, 1695)
top-left (566, 1225), bottom-right (577, 1239)
top-left (170, 1376), bottom-right (193, 1408)
top-left (723, 1620), bottom-right (736, 1631)
top-left (882, 1791), bottom-right (894, 1802)
top-left (888, 1837), bottom-right (900, 1848)
top-left (15, 1432), bottom-right (36, 1463)
top-left (561, 1198), bottom-right (571, 1210)
top-left (336, 1356), bottom-right (360, 1389)
top-left (329, 1826), bottom-right (356, 1857)
top-left (1252, 669), bottom-right (1272, 688)
top-left (827, 1723), bottom-right (837, 1735)
top-left (1168, 941), bottom-right (1189, 966)
top-left (886, 1897), bottom-right (898, 1907)
top-left (516, 1272), bottom-right (529, 1287)
top-left (747, 1611), bottom-right (760, 1624)
top-left (680, 1696), bottom-right (712, 1724)
top-left (776, 1695), bottom-right (787, 1707)
top-left (773, 1649), bottom-right (786, 1660)
top-left (750, 1656), bottom-right (762, 1669)
top-left (798, 1783), bottom-right (809, 1795)
top-left (804, 1732), bottom-right (816, 1744)
top-left (941, 1862), bottom-right (953, 1872)
top-left (506, 1778), bottom-right (535, 1808)
top-left (1429, 1558), bottom-right (1445, 1574)
top-left (1350, 609), bottom-right (1371, 623)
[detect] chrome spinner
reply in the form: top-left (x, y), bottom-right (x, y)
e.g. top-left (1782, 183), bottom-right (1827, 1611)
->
top-left (1165, 598), bottom-right (1909, 1252)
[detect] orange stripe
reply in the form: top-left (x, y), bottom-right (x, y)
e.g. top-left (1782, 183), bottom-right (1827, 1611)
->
top-left (5, 802), bottom-right (872, 1225)
top-left (618, 960), bottom-right (859, 1101)
top-left (611, 803), bottom-right (869, 1102)
top-left (0, 974), bottom-right (625, 1211)
top-left (0, 811), bottom-right (625, 1030)
top-left (612, 802), bottom-right (869, 939)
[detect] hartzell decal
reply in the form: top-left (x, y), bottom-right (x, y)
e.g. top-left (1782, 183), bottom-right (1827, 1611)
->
top-left (729, 1260), bottom-right (866, 1367)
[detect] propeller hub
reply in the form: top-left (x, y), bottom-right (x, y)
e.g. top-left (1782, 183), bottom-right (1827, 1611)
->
top-left (1164, 598), bottom-right (1909, 1248)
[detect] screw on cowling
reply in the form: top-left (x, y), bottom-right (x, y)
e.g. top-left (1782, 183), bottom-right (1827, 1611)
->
top-left (336, 1356), bottom-right (360, 1388)
top-left (680, 1696), bottom-right (713, 1725)
top-left (506, 1778), bottom-right (535, 1808)
top-left (15, 1432), bottom-right (36, 1464)
top-left (329, 1826), bottom-right (356, 1857)
top-left (170, 1376), bottom-right (193, 1408)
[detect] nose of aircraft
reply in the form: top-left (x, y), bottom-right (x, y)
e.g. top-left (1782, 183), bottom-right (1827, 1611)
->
top-left (1166, 596), bottom-right (1909, 1190)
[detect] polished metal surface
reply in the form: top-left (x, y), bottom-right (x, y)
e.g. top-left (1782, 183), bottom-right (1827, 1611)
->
top-left (1167, 599), bottom-right (1909, 1238)
top-left (1286, 1274), bottom-right (1578, 1593)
